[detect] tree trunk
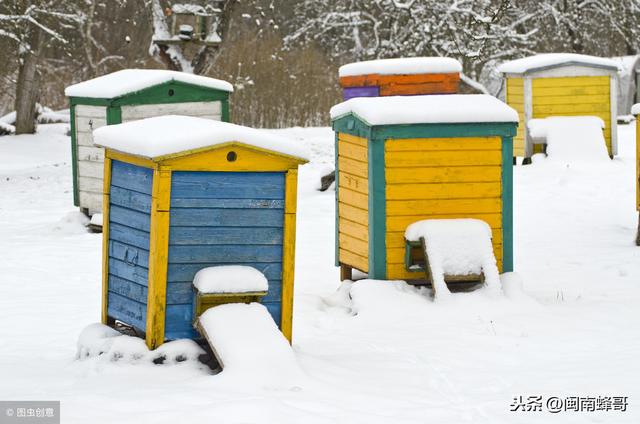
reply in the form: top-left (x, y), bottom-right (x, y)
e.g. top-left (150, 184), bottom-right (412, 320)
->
top-left (14, 28), bottom-right (42, 135)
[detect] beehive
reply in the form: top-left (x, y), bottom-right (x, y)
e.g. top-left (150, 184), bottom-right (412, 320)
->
top-left (65, 69), bottom-right (233, 215)
top-left (94, 116), bottom-right (308, 348)
top-left (339, 57), bottom-right (461, 100)
top-left (499, 54), bottom-right (619, 160)
top-left (330, 95), bottom-right (518, 281)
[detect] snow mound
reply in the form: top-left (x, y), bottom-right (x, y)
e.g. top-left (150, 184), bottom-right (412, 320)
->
top-left (65, 69), bottom-right (233, 98)
top-left (52, 211), bottom-right (90, 235)
top-left (339, 57), bottom-right (462, 77)
top-left (93, 115), bottom-right (310, 161)
top-left (632, 103), bottom-right (640, 116)
top-left (349, 280), bottom-right (430, 317)
top-left (330, 94), bottom-right (518, 125)
top-left (89, 213), bottom-right (103, 227)
top-left (193, 266), bottom-right (268, 293)
top-left (198, 303), bottom-right (305, 388)
top-left (405, 219), bottom-right (501, 299)
top-left (76, 323), bottom-right (205, 364)
top-left (0, 121), bottom-right (15, 136)
top-left (528, 116), bottom-right (609, 163)
top-left (498, 53), bottom-right (620, 74)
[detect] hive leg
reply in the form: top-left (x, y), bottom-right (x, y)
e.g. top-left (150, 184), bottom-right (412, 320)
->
top-left (636, 213), bottom-right (640, 246)
top-left (340, 264), bottom-right (353, 281)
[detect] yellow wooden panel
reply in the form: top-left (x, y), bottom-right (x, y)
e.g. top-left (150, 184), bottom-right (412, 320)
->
top-left (533, 85), bottom-right (610, 97)
top-left (145, 170), bottom-right (171, 349)
top-left (386, 166), bottom-right (501, 184)
top-left (386, 182), bottom-right (501, 200)
top-left (107, 150), bottom-right (155, 168)
top-left (339, 248), bottom-right (368, 272)
top-left (387, 213), bottom-right (502, 233)
top-left (532, 103), bottom-right (610, 114)
top-left (281, 169), bottom-right (299, 343)
top-left (338, 187), bottom-right (368, 210)
top-left (339, 141), bottom-right (368, 161)
top-left (339, 132), bottom-right (368, 147)
top-left (506, 78), bottom-right (524, 94)
top-left (339, 172), bottom-right (368, 195)
top-left (338, 157), bottom-right (368, 178)
top-left (532, 76), bottom-right (609, 88)
top-left (159, 143), bottom-right (306, 171)
top-left (387, 198), bottom-right (501, 218)
top-left (386, 150), bottom-right (502, 167)
top-left (385, 137), bottom-right (501, 152)
top-left (339, 202), bottom-right (368, 225)
top-left (339, 233), bottom-right (368, 257)
top-left (533, 94), bottom-right (609, 105)
top-left (101, 157), bottom-right (112, 325)
top-left (339, 217), bottom-right (369, 241)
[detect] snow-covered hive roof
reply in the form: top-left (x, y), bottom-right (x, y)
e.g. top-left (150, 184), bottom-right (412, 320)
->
top-left (339, 57), bottom-right (462, 77)
top-left (498, 53), bottom-right (620, 75)
top-left (93, 115), bottom-right (309, 161)
top-left (65, 69), bottom-right (233, 99)
top-left (330, 94), bottom-right (518, 126)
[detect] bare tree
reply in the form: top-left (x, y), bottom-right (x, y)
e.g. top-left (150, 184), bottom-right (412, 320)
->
top-left (0, 0), bottom-right (83, 134)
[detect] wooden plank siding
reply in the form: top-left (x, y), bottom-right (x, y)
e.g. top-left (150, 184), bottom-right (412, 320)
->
top-left (165, 171), bottom-right (286, 340)
top-left (106, 160), bottom-right (153, 332)
top-left (531, 76), bottom-right (612, 155)
top-left (75, 105), bottom-right (107, 214)
top-left (384, 137), bottom-right (504, 280)
top-left (337, 133), bottom-right (369, 273)
top-left (505, 78), bottom-right (526, 157)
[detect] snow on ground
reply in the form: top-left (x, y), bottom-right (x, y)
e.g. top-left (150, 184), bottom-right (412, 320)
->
top-left (0, 122), bottom-right (639, 423)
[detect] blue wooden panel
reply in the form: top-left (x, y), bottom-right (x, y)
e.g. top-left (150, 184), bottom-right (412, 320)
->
top-left (110, 205), bottom-right (151, 232)
top-left (108, 292), bottom-right (146, 331)
top-left (169, 208), bottom-right (284, 227)
top-left (109, 240), bottom-right (150, 268)
top-left (262, 301), bottom-right (282, 325)
top-left (169, 226), bottom-right (283, 246)
top-left (109, 223), bottom-right (150, 250)
top-left (171, 198), bottom-right (284, 209)
top-left (168, 245), bottom-right (282, 264)
top-left (262, 280), bottom-right (282, 302)
top-left (110, 160), bottom-right (153, 194)
top-left (165, 327), bottom-right (198, 341)
top-left (166, 282), bottom-right (194, 305)
top-left (109, 258), bottom-right (148, 286)
top-left (110, 186), bottom-right (152, 213)
top-left (165, 304), bottom-right (198, 338)
top-left (171, 172), bottom-right (285, 199)
top-left (109, 275), bottom-right (147, 304)
top-left (167, 262), bottom-right (283, 282)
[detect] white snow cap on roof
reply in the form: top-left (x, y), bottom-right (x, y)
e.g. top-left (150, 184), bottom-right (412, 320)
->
top-left (65, 69), bottom-right (233, 98)
top-left (498, 53), bottom-right (620, 74)
top-left (330, 94), bottom-right (518, 125)
top-left (339, 57), bottom-right (462, 77)
top-left (631, 103), bottom-right (640, 115)
top-left (93, 115), bottom-right (310, 160)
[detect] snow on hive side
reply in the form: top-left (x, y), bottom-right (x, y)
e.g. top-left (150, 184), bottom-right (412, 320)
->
top-left (330, 94), bottom-right (518, 126)
top-left (405, 219), bottom-right (501, 298)
top-left (65, 69), bottom-right (233, 98)
top-left (193, 266), bottom-right (268, 294)
top-left (498, 53), bottom-right (620, 74)
top-left (339, 57), bottom-right (462, 77)
top-left (93, 115), bottom-right (310, 160)
top-left (631, 103), bottom-right (640, 115)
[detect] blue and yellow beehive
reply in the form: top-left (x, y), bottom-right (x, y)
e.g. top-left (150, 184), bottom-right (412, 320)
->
top-left (330, 94), bottom-right (518, 281)
top-left (94, 115), bottom-right (308, 348)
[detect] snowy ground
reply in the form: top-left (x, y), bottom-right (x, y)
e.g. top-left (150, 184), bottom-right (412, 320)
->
top-left (0, 123), bottom-right (639, 423)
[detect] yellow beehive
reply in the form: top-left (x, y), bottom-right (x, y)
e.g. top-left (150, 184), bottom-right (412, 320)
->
top-left (499, 54), bottom-right (620, 161)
